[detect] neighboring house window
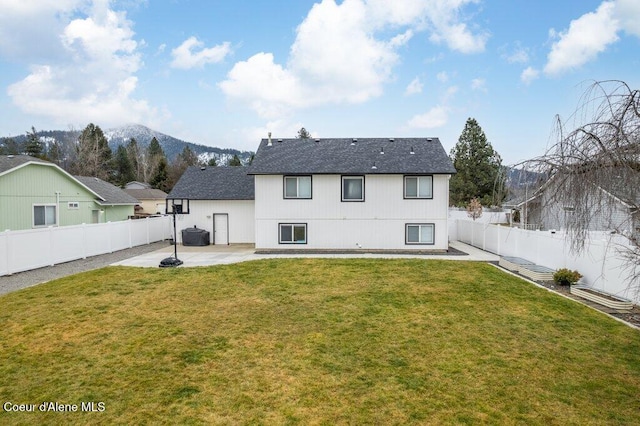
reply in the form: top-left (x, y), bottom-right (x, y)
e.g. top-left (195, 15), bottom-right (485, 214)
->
top-left (284, 176), bottom-right (312, 199)
top-left (406, 223), bottom-right (435, 245)
top-left (68, 202), bottom-right (79, 209)
top-left (33, 205), bottom-right (56, 227)
top-left (404, 176), bottom-right (433, 199)
top-left (279, 223), bottom-right (307, 244)
top-left (342, 176), bottom-right (364, 201)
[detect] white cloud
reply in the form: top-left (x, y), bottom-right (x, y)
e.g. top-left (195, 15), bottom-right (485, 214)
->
top-left (220, 0), bottom-right (488, 118)
top-left (436, 71), bottom-right (449, 83)
top-left (501, 44), bottom-right (530, 64)
top-left (407, 105), bottom-right (449, 129)
top-left (405, 77), bottom-right (423, 96)
top-left (614, 0), bottom-right (640, 36)
top-left (6, 1), bottom-right (158, 128)
top-left (520, 67), bottom-right (540, 85)
top-left (544, 1), bottom-right (620, 75)
top-left (170, 37), bottom-right (231, 69)
top-left (471, 78), bottom-right (486, 92)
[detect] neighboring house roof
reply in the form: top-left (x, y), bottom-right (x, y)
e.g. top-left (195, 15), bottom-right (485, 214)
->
top-left (0, 155), bottom-right (51, 175)
top-left (512, 169), bottom-right (639, 210)
top-left (125, 181), bottom-right (152, 189)
top-left (248, 137), bottom-right (457, 175)
top-left (124, 188), bottom-right (168, 201)
top-left (74, 176), bottom-right (139, 205)
top-left (0, 155), bottom-right (106, 201)
top-left (168, 166), bottom-right (255, 200)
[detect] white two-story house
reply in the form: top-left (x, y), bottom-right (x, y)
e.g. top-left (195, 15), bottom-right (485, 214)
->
top-left (248, 137), bottom-right (456, 251)
top-left (168, 137), bottom-right (456, 251)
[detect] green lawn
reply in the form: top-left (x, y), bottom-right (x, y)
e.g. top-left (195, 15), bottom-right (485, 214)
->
top-left (1, 259), bottom-right (639, 425)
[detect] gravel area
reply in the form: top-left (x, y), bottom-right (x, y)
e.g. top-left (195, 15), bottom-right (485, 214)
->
top-left (0, 241), bottom-right (169, 296)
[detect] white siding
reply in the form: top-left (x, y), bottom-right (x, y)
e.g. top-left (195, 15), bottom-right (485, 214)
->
top-left (255, 174), bottom-right (451, 250)
top-left (175, 200), bottom-right (254, 244)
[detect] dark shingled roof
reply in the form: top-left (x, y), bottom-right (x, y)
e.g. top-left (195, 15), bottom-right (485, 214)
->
top-left (248, 137), bottom-right (456, 175)
top-left (167, 166), bottom-right (255, 200)
top-left (74, 176), bottom-right (139, 205)
top-left (0, 155), bottom-right (51, 174)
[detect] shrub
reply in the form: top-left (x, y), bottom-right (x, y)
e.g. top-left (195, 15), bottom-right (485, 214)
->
top-left (553, 268), bottom-right (583, 286)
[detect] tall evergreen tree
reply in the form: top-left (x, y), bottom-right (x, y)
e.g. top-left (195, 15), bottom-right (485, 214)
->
top-left (73, 123), bottom-right (113, 180)
top-left (150, 156), bottom-right (170, 191)
top-left (24, 127), bottom-right (44, 158)
top-left (207, 157), bottom-right (218, 167)
top-left (449, 118), bottom-right (506, 206)
top-left (113, 145), bottom-right (135, 187)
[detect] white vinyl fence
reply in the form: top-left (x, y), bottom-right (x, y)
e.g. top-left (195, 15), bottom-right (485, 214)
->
top-left (448, 208), bottom-right (508, 241)
top-left (455, 219), bottom-right (640, 304)
top-left (0, 216), bottom-right (172, 276)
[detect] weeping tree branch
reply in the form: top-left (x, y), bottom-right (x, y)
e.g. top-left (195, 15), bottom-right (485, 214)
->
top-left (513, 80), bottom-right (640, 292)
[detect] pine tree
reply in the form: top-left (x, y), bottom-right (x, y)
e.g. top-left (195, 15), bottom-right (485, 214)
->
top-left (113, 145), bottom-right (135, 187)
top-left (150, 156), bottom-right (170, 191)
top-left (24, 127), bottom-right (44, 158)
top-left (228, 154), bottom-right (242, 166)
top-left (296, 127), bottom-right (311, 139)
top-left (207, 157), bottom-right (217, 167)
top-left (449, 118), bottom-right (506, 206)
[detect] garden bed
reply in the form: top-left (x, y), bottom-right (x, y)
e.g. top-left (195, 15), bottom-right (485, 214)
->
top-left (570, 285), bottom-right (634, 311)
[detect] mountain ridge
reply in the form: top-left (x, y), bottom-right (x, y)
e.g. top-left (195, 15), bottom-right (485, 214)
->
top-left (3, 124), bottom-right (254, 165)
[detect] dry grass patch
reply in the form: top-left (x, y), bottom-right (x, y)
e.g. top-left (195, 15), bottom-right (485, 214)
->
top-left (1, 259), bottom-right (640, 424)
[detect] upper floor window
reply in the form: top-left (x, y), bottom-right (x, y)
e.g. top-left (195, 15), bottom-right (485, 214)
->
top-left (404, 176), bottom-right (433, 199)
top-left (284, 176), bottom-right (311, 199)
top-left (33, 205), bottom-right (56, 227)
top-left (342, 176), bottom-right (364, 201)
top-left (68, 202), bottom-right (79, 209)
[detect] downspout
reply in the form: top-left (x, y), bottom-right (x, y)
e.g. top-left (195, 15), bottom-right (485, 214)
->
top-left (55, 191), bottom-right (61, 227)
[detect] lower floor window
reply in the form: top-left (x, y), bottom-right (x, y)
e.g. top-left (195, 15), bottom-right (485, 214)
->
top-left (279, 223), bottom-right (307, 244)
top-left (34, 205), bottom-right (57, 227)
top-left (406, 223), bottom-right (434, 245)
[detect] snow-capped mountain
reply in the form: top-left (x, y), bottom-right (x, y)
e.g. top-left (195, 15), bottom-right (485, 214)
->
top-left (103, 124), bottom-right (252, 164)
top-left (5, 124), bottom-right (253, 165)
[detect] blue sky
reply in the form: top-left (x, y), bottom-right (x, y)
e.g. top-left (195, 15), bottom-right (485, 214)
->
top-left (0, 0), bottom-right (638, 164)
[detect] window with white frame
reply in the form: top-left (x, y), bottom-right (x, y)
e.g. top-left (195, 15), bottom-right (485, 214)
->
top-left (279, 223), bottom-right (307, 244)
top-left (406, 223), bottom-right (435, 245)
top-left (284, 176), bottom-right (312, 199)
top-left (404, 176), bottom-right (433, 199)
top-left (342, 176), bottom-right (364, 201)
top-left (33, 205), bottom-right (57, 227)
top-left (68, 202), bottom-right (79, 209)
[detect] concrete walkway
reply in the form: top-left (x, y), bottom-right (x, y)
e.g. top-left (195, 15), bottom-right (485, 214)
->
top-left (111, 240), bottom-right (499, 268)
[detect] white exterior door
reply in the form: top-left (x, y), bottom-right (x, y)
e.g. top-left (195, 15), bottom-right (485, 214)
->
top-left (213, 214), bottom-right (229, 245)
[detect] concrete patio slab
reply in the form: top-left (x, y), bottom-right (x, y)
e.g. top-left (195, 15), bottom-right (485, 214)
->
top-left (111, 240), bottom-right (499, 268)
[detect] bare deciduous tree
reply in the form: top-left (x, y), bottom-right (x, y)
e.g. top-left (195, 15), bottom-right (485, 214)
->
top-left (522, 80), bottom-right (639, 290)
top-left (466, 198), bottom-right (483, 221)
